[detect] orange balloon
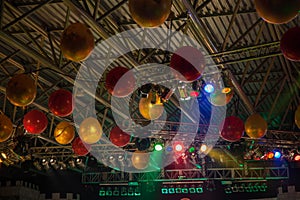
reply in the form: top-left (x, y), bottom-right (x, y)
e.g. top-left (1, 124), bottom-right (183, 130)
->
top-left (54, 121), bottom-right (75, 145)
top-left (295, 106), bottom-right (300, 129)
top-left (0, 114), bottom-right (13, 143)
top-left (6, 74), bottom-right (36, 107)
top-left (254, 0), bottom-right (300, 24)
top-left (245, 113), bottom-right (268, 139)
top-left (60, 23), bottom-right (94, 62)
top-left (129, 0), bottom-right (172, 27)
top-left (139, 93), bottom-right (164, 120)
top-left (131, 151), bottom-right (150, 170)
top-left (209, 89), bottom-right (234, 107)
top-left (79, 117), bottom-right (102, 144)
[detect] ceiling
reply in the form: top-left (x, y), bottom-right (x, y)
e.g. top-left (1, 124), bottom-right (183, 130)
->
top-left (0, 0), bottom-right (299, 174)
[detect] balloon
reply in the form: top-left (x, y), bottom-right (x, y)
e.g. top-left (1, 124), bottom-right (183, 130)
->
top-left (131, 151), bottom-right (150, 170)
top-left (105, 67), bottom-right (135, 97)
top-left (23, 110), bottom-right (48, 134)
top-left (139, 92), bottom-right (164, 120)
top-left (60, 22), bottom-right (94, 62)
top-left (245, 113), bottom-right (268, 139)
top-left (0, 114), bottom-right (13, 143)
top-left (295, 106), bottom-right (300, 129)
top-left (254, 0), bottom-right (300, 24)
top-left (48, 89), bottom-right (74, 117)
top-left (209, 89), bottom-right (234, 107)
top-left (79, 117), bottom-right (102, 144)
top-left (170, 46), bottom-right (205, 82)
top-left (6, 74), bottom-right (36, 107)
top-left (54, 121), bottom-right (75, 145)
top-left (109, 126), bottom-right (131, 147)
top-left (129, 0), bottom-right (172, 27)
top-left (220, 116), bottom-right (244, 142)
top-left (72, 137), bottom-right (91, 156)
top-left (280, 27), bottom-right (300, 62)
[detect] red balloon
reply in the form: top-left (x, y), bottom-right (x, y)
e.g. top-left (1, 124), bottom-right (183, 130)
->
top-left (23, 110), bottom-right (48, 134)
top-left (170, 46), bottom-right (205, 83)
top-left (72, 137), bottom-right (91, 156)
top-left (105, 67), bottom-right (135, 97)
top-left (48, 89), bottom-right (74, 117)
top-left (109, 126), bottom-right (131, 147)
top-left (280, 27), bottom-right (300, 62)
top-left (220, 116), bottom-right (244, 142)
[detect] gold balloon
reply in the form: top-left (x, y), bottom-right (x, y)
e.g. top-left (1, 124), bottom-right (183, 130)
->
top-left (139, 92), bottom-right (164, 120)
top-left (0, 114), bottom-right (13, 143)
top-left (54, 121), bottom-right (75, 145)
top-left (131, 151), bottom-right (150, 170)
top-left (6, 74), bottom-right (37, 107)
top-left (245, 113), bottom-right (267, 139)
top-left (295, 106), bottom-right (300, 129)
top-left (79, 117), bottom-right (102, 144)
top-left (60, 23), bottom-right (95, 62)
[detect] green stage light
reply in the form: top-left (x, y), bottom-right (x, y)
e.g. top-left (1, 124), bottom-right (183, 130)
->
top-left (154, 143), bottom-right (163, 151)
top-left (161, 188), bottom-right (168, 194)
top-left (189, 146), bottom-right (195, 153)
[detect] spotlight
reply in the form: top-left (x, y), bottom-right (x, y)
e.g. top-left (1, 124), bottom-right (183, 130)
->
top-left (154, 143), bottom-right (163, 152)
top-left (267, 152), bottom-right (274, 159)
top-left (173, 142), bottom-right (184, 153)
top-left (294, 155), bottom-right (300, 161)
top-left (204, 83), bottom-right (214, 94)
top-left (200, 144), bottom-right (208, 152)
top-left (1, 152), bottom-right (7, 159)
top-left (273, 150), bottom-right (281, 159)
top-left (118, 155), bottom-right (124, 161)
top-left (76, 158), bottom-right (85, 168)
top-left (41, 159), bottom-right (50, 170)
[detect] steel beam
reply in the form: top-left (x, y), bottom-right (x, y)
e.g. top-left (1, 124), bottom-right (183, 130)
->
top-left (182, 0), bottom-right (255, 114)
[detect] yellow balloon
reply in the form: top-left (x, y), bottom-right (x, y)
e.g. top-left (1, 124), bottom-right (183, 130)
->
top-left (295, 106), bottom-right (300, 129)
top-left (54, 121), bottom-right (75, 145)
top-left (131, 151), bottom-right (150, 170)
top-left (6, 74), bottom-right (37, 107)
top-left (0, 114), bottom-right (13, 143)
top-left (245, 113), bottom-right (267, 139)
top-left (139, 93), bottom-right (164, 120)
top-left (79, 117), bottom-right (102, 144)
top-left (210, 88), bottom-right (234, 107)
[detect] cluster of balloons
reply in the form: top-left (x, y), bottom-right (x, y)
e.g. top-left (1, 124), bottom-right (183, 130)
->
top-left (220, 113), bottom-right (268, 142)
top-left (254, 0), bottom-right (300, 61)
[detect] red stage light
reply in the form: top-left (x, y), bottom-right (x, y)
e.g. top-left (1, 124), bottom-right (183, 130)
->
top-left (267, 152), bottom-right (274, 159)
top-left (294, 155), bottom-right (300, 161)
top-left (173, 142), bottom-right (184, 152)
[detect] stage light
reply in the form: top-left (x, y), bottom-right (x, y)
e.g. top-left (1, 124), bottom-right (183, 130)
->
top-left (174, 143), bottom-right (184, 152)
top-left (295, 155), bottom-right (300, 161)
top-left (200, 144), bottom-right (207, 152)
top-left (189, 146), bottom-right (195, 153)
top-left (204, 83), bottom-right (214, 93)
top-left (1, 152), bottom-right (7, 159)
top-left (274, 150), bottom-right (281, 159)
top-left (267, 152), bottom-right (274, 159)
top-left (166, 146), bottom-right (173, 152)
top-left (154, 143), bottom-right (163, 151)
